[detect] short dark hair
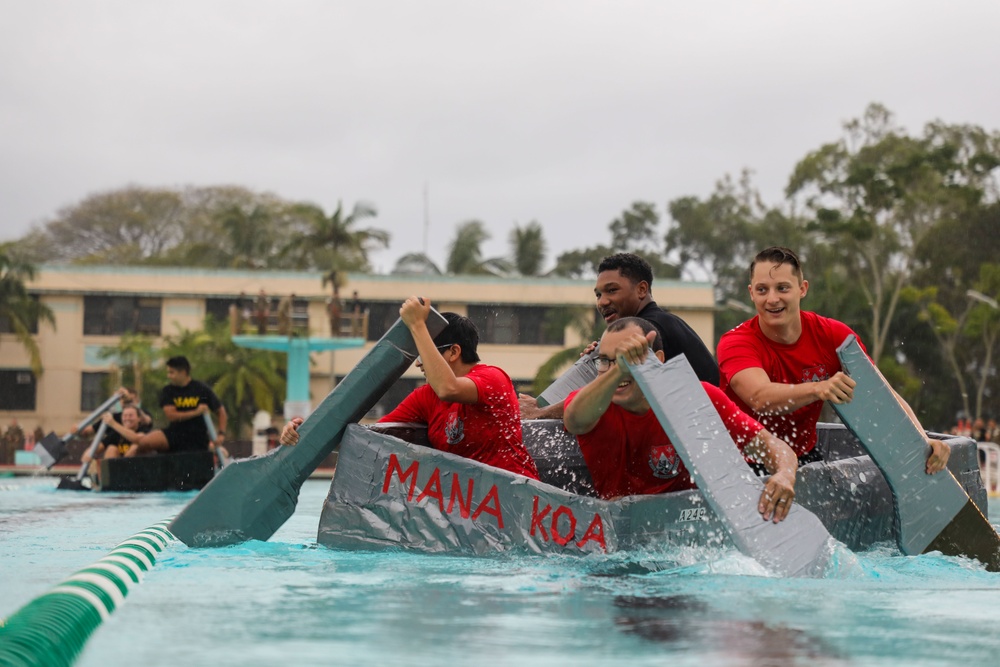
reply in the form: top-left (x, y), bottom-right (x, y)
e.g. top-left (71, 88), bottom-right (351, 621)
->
top-left (597, 253), bottom-right (654, 290)
top-left (434, 313), bottom-right (481, 364)
top-left (605, 316), bottom-right (664, 354)
top-left (166, 356), bottom-right (191, 374)
top-left (750, 246), bottom-right (803, 283)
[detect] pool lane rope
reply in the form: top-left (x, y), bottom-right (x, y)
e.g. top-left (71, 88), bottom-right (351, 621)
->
top-left (0, 519), bottom-right (176, 667)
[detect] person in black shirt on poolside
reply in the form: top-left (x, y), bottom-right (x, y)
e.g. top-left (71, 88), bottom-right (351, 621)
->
top-left (132, 356), bottom-right (228, 456)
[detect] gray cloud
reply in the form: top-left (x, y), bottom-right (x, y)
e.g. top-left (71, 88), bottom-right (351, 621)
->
top-left (2, 0), bottom-right (998, 272)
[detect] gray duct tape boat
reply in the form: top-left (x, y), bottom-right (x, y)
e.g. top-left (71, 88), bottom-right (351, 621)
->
top-left (318, 420), bottom-right (985, 556)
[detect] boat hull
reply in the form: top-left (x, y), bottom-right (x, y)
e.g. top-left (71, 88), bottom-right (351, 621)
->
top-left (97, 451), bottom-right (216, 492)
top-left (318, 421), bottom-right (985, 556)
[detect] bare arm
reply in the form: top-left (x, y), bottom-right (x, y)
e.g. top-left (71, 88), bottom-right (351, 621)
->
top-left (400, 297), bottom-right (479, 404)
top-left (728, 367), bottom-right (856, 415)
top-left (564, 330), bottom-right (654, 434)
top-left (518, 395), bottom-right (565, 420)
top-left (562, 368), bottom-right (621, 435)
top-left (215, 405), bottom-right (228, 441)
top-left (884, 382), bottom-right (950, 475)
top-left (742, 427), bottom-right (798, 522)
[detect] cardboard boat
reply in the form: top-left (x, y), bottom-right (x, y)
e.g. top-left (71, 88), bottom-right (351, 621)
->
top-left (317, 420), bottom-right (985, 556)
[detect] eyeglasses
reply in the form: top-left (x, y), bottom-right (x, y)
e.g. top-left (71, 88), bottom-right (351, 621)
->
top-left (594, 356), bottom-right (617, 372)
top-left (435, 343), bottom-right (456, 353)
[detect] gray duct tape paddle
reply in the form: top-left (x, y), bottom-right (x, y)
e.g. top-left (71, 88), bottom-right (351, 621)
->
top-left (36, 393), bottom-right (122, 469)
top-left (537, 348), bottom-right (599, 408)
top-left (834, 336), bottom-right (1000, 570)
top-left (169, 309), bottom-right (449, 548)
top-left (56, 421), bottom-right (109, 491)
top-left (625, 353), bottom-right (842, 578)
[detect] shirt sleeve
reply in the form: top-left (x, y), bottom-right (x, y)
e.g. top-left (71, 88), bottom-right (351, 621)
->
top-left (717, 324), bottom-right (764, 382)
top-left (704, 383), bottom-right (763, 450)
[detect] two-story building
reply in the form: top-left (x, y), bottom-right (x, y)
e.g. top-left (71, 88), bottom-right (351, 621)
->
top-left (0, 265), bottom-right (715, 436)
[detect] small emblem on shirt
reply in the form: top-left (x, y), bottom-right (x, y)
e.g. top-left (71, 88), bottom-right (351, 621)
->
top-left (801, 365), bottom-right (829, 383)
top-left (444, 412), bottom-right (465, 445)
top-left (649, 445), bottom-right (681, 479)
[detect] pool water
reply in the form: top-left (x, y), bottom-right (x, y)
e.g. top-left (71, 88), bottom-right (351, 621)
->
top-left (2, 477), bottom-right (1000, 667)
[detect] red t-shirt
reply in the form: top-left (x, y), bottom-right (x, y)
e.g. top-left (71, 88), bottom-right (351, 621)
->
top-left (564, 383), bottom-right (763, 500)
top-left (717, 311), bottom-right (867, 456)
top-left (380, 364), bottom-right (540, 480)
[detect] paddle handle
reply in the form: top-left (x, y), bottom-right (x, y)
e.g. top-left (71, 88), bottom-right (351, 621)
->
top-left (203, 412), bottom-right (230, 467)
top-left (65, 394), bottom-right (122, 440)
top-left (537, 347), bottom-right (600, 407)
top-left (75, 421), bottom-right (109, 481)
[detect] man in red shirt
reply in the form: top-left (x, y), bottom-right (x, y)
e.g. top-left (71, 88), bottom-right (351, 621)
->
top-left (281, 298), bottom-right (539, 480)
top-left (717, 246), bottom-right (949, 473)
top-left (563, 317), bottom-right (798, 522)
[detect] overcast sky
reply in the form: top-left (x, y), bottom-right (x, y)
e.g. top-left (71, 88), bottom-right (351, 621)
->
top-left (2, 1), bottom-right (997, 274)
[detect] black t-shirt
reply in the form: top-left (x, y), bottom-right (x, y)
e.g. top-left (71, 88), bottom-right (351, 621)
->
top-left (637, 301), bottom-right (720, 385)
top-left (159, 380), bottom-right (223, 442)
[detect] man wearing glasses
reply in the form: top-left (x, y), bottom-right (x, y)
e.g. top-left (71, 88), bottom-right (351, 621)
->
top-left (281, 297), bottom-right (540, 480)
top-left (562, 317), bottom-right (798, 522)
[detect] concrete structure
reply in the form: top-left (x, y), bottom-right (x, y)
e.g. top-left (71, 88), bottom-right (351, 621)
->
top-left (0, 265), bottom-right (715, 434)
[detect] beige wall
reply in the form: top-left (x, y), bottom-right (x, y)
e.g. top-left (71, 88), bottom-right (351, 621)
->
top-left (3, 265), bottom-right (716, 432)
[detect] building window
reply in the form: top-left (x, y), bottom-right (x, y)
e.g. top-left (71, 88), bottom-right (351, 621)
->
top-left (0, 369), bottom-right (37, 411)
top-left (81, 372), bottom-right (112, 411)
top-left (204, 298), bottom-right (232, 324)
top-left (467, 305), bottom-right (566, 346)
top-left (84, 296), bottom-right (162, 336)
top-left (0, 295), bottom-right (40, 334)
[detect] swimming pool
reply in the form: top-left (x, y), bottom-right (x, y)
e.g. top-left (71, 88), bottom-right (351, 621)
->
top-left (3, 476), bottom-right (1000, 666)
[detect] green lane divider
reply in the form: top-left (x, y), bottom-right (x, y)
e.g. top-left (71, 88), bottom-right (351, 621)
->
top-left (0, 520), bottom-right (175, 667)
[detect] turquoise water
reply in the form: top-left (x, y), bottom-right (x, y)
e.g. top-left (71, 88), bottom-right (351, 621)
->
top-left (2, 477), bottom-right (1000, 667)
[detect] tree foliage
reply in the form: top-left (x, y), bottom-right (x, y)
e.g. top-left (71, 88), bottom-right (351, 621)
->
top-left (0, 245), bottom-right (56, 374)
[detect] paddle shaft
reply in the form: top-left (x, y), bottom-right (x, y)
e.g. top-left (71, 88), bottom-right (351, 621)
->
top-left (74, 422), bottom-right (109, 481)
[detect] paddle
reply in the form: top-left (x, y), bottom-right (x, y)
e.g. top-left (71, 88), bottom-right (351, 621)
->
top-left (56, 422), bottom-right (109, 491)
top-left (35, 394), bottom-right (122, 469)
top-left (202, 413), bottom-right (230, 468)
top-left (536, 348), bottom-right (599, 408)
top-left (625, 353), bottom-right (843, 578)
top-left (169, 309), bottom-right (449, 547)
top-left (834, 336), bottom-right (1000, 571)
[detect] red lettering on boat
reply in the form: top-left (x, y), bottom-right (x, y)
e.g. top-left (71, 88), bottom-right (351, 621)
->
top-left (471, 484), bottom-right (504, 529)
top-left (416, 467), bottom-right (445, 512)
top-left (383, 454), bottom-right (419, 501)
top-left (576, 513), bottom-right (607, 551)
top-left (550, 506), bottom-right (577, 546)
top-left (530, 496), bottom-right (551, 541)
top-left (447, 473), bottom-right (475, 519)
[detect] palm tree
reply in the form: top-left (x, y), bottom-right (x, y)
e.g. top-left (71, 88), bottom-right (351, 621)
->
top-left (445, 220), bottom-right (512, 276)
top-left (392, 252), bottom-right (443, 276)
top-left (98, 332), bottom-right (159, 400)
top-left (0, 246), bottom-right (55, 375)
top-left (161, 318), bottom-right (286, 438)
top-left (509, 221), bottom-right (547, 276)
top-left (283, 200), bottom-right (389, 276)
top-left (217, 205), bottom-right (277, 269)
